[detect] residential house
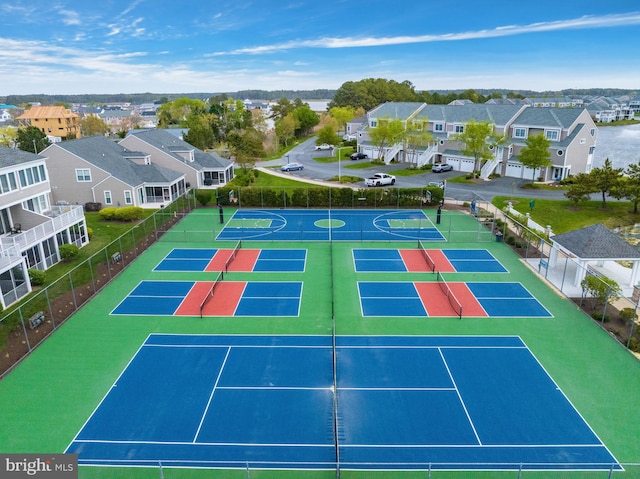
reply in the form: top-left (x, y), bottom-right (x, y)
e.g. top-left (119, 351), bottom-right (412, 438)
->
top-left (119, 129), bottom-right (234, 188)
top-left (504, 107), bottom-right (597, 180)
top-left (42, 136), bottom-right (186, 209)
top-left (526, 97), bottom-right (584, 108)
top-left (357, 102), bottom-right (597, 181)
top-left (0, 146), bottom-right (88, 308)
top-left (629, 96), bottom-right (640, 114)
top-left (586, 97), bottom-right (634, 123)
top-left (17, 105), bottom-right (81, 141)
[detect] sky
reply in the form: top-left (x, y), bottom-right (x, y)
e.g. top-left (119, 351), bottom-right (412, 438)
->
top-left (1, 0), bottom-right (639, 96)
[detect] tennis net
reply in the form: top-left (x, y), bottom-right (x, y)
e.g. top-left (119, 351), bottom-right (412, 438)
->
top-left (436, 271), bottom-right (463, 319)
top-left (418, 240), bottom-right (437, 273)
top-left (199, 270), bottom-right (224, 318)
top-left (224, 240), bottom-right (242, 273)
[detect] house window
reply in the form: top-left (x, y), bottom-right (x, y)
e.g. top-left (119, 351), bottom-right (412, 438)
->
top-left (545, 129), bottom-right (560, 141)
top-left (590, 128), bottom-right (596, 136)
top-left (76, 168), bottom-right (91, 182)
top-left (454, 125), bottom-right (464, 133)
top-left (104, 190), bottom-right (112, 205)
top-left (434, 123), bottom-right (444, 132)
top-left (370, 120), bottom-right (377, 128)
top-left (514, 127), bottom-right (527, 138)
top-left (124, 190), bottom-right (132, 205)
top-left (580, 138), bottom-right (586, 144)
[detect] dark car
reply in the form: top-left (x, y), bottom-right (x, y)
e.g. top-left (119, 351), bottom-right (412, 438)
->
top-left (432, 163), bottom-right (453, 172)
top-left (350, 152), bottom-right (368, 160)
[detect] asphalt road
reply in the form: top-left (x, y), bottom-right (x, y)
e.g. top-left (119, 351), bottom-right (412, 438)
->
top-left (260, 137), bottom-right (569, 202)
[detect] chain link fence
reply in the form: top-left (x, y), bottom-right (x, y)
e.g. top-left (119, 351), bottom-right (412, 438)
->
top-left (0, 193), bottom-right (197, 378)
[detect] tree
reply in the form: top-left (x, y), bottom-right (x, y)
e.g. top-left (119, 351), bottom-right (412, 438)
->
top-left (564, 173), bottom-right (595, 207)
top-left (274, 114), bottom-right (296, 148)
top-left (453, 120), bottom-right (495, 177)
top-left (589, 158), bottom-right (622, 208)
top-left (329, 106), bottom-right (355, 133)
top-left (404, 120), bottom-right (433, 166)
top-left (270, 98), bottom-right (294, 121)
top-left (329, 78), bottom-right (418, 110)
top-left (228, 128), bottom-right (265, 172)
top-left (369, 118), bottom-right (404, 162)
top-left (80, 115), bottom-right (109, 137)
top-left (0, 127), bottom-right (17, 147)
top-left (610, 160), bottom-right (640, 213)
top-left (580, 274), bottom-right (622, 312)
top-left (156, 98), bottom-right (208, 128)
top-left (291, 104), bottom-right (319, 137)
top-left (183, 114), bottom-right (215, 150)
top-left (316, 125), bottom-right (341, 147)
top-left (518, 133), bottom-right (551, 183)
top-left (16, 126), bottom-right (50, 153)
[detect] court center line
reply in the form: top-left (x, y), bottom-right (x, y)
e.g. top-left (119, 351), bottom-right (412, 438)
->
top-left (193, 346), bottom-right (231, 444)
top-left (438, 347), bottom-right (482, 446)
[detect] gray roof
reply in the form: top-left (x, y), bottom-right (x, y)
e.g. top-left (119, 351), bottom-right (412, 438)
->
top-left (416, 104), bottom-right (523, 126)
top-left (49, 136), bottom-right (183, 186)
top-left (369, 102), bottom-right (426, 120)
top-left (510, 107), bottom-right (584, 129)
top-left (126, 129), bottom-right (232, 170)
top-left (0, 146), bottom-right (44, 168)
top-left (552, 224), bottom-right (640, 259)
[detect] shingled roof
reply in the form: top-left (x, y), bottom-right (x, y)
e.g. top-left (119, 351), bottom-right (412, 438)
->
top-left (552, 224), bottom-right (640, 259)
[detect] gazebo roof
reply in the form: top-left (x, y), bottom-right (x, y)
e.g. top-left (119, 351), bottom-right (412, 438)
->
top-left (551, 223), bottom-right (640, 259)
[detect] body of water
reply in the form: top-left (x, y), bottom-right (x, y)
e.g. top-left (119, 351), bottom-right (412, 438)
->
top-left (593, 123), bottom-right (640, 169)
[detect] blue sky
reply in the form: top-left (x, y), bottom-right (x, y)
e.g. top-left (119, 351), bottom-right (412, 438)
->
top-left (1, 0), bottom-right (639, 95)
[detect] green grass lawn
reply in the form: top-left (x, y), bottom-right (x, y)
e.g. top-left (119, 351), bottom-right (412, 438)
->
top-left (493, 195), bottom-right (640, 233)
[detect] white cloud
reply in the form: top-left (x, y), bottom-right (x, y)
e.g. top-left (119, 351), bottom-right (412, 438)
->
top-left (212, 12), bottom-right (640, 55)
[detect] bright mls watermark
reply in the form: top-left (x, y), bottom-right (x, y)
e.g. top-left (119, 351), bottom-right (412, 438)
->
top-left (1, 454), bottom-right (77, 478)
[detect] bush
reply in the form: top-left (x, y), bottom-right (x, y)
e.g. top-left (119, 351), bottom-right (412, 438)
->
top-left (619, 307), bottom-right (637, 324)
top-left (84, 202), bottom-right (102, 212)
top-left (98, 206), bottom-right (145, 221)
top-left (195, 190), bottom-right (212, 206)
top-left (28, 269), bottom-right (46, 286)
top-left (114, 206), bottom-right (145, 221)
top-left (87, 227), bottom-right (93, 240)
top-left (59, 244), bottom-right (80, 261)
top-left (98, 207), bottom-right (117, 221)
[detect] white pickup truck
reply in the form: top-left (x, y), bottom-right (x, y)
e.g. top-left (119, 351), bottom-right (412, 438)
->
top-left (365, 173), bottom-right (396, 187)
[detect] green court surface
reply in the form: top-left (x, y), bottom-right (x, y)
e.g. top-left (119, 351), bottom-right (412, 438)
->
top-left (0, 208), bottom-right (639, 479)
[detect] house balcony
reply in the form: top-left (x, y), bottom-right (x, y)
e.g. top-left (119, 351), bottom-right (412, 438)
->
top-left (0, 205), bottom-right (85, 270)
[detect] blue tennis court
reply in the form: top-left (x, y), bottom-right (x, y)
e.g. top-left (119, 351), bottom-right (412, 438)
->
top-left (65, 334), bottom-right (619, 471)
top-left (216, 209), bottom-right (445, 241)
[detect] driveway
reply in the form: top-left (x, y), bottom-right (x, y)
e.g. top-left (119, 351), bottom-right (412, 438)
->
top-left (256, 139), bottom-right (569, 202)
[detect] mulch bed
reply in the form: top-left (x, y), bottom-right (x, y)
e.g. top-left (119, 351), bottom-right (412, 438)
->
top-left (0, 215), bottom-right (180, 377)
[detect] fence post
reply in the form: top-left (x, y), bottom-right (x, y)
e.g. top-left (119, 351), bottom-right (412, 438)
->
top-left (45, 288), bottom-right (56, 329)
top-left (18, 309), bottom-right (31, 351)
top-left (69, 272), bottom-right (78, 311)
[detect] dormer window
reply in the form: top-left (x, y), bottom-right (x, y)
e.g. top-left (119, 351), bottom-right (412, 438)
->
top-left (545, 129), bottom-right (560, 141)
top-left (514, 127), bottom-right (527, 138)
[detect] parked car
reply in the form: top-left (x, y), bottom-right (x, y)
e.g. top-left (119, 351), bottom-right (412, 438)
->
top-left (428, 181), bottom-right (445, 188)
top-left (281, 162), bottom-right (304, 171)
top-left (314, 143), bottom-right (333, 150)
top-left (365, 173), bottom-right (396, 187)
top-left (350, 152), bottom-right (368, 160)
top-left (432, 163), bottom-right (453, 172)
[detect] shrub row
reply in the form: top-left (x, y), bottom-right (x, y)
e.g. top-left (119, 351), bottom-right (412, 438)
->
top-left (204, 186), bottom-right (443, 208)
top-left (98, 206), bottom-right (146, 221)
